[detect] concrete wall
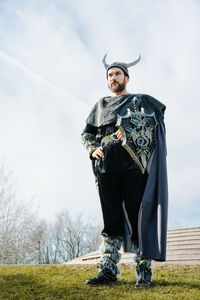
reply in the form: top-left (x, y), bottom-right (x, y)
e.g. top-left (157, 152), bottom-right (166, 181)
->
top-left (65, 227), bottom-right (200, 265)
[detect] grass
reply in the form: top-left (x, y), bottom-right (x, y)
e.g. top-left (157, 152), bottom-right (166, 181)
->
top-left (0, 264), bottom-right (199, 299)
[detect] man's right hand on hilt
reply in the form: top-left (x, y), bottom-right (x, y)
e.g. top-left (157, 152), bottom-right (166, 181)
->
top-left (92, 146), bottom-right (104, 160)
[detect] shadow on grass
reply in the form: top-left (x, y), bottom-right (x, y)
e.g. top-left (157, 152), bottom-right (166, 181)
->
top-left (0, 273), bottom-right (92, 300)
top-left (111, 277), bottom-right (200, 289)
top-left (84, 278), bottom-right (200, 290)
top-left (0, 272), bottom-right (199, 299)
top-left (153, 280), bottom-right (200, 290)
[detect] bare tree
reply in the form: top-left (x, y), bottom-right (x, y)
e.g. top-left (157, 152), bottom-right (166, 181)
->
top-left (0, 160), bottom-right (102, 264)
top-left (51, 210), bottom-right (102, 262)
top-left (0, 160), bottom-right (38, 264)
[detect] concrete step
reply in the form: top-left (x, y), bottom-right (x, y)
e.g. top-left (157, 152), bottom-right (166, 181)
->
top-left (167, 240), bottom-right (200, 246)
top-left (166, 253), bottom-right (200, 259)
top-left (164, 259), bottom-right (200, 264)
top-left (168, 227), bottom-right (200, 233)
top-left (82, 255), bottom-right (100, 261)
top-left (81, 251), bottom-right (100, 258)
top-left (80, 251), bottom-right (200, 259)
top-left (167, 236), bottom-right (200, 242)
top-left (167, 248), bottom-right (200, 254)
top-left (65, 227), bottom-right (200, 265)
top-left (167, 244), bottom-right (200, 250)
top-left (167, 250), bottom-right (200, 256)
top-left (167, 232), bottom-right (200, 238)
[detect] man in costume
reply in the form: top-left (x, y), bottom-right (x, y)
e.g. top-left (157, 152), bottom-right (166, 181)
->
top-left (81, 54), bottom-right (168, 287)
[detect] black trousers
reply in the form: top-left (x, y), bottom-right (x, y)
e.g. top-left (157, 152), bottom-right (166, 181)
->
top-left (97, 168), bottom-right (147, 245)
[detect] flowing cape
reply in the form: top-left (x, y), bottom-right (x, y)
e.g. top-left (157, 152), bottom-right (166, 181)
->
top-left (123, 118), bottom-right (168, 261)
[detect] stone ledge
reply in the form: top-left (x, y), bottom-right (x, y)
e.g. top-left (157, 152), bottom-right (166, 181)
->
top-left (64, 227), bottom-right (200, 265)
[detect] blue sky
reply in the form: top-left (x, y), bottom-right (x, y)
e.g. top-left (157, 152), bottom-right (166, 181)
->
top-left (0, 0), bottom-right (199, 229)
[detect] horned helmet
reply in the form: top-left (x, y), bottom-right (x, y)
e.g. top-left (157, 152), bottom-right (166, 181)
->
top-left (102, 54), bottom-right (141, 78)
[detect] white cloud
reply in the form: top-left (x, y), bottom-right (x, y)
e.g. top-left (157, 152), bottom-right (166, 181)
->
top-left (0, 0), bottom-right (199, 228)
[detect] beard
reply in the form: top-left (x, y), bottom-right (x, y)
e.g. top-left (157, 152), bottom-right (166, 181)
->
top-left (108, 79), bottom-right (126, 93)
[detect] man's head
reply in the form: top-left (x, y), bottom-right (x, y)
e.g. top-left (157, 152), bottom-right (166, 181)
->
top-left (106, 62), bottom-right (130, 78)
top-left (107, 66), bottom-right (129, 94)
top-left (102, 54), bottom-right (141, 95)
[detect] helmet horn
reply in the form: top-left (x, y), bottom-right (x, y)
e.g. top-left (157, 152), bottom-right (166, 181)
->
top-left (102, 53), bottom-right (110, 70)
top-left (125, 54), bottom-right (141, 68)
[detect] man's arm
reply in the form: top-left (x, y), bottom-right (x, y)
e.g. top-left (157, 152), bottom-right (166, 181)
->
top-left (81, 123), bottom-right (103, 160)
top-left (82, 124), bottom-right (123, 160)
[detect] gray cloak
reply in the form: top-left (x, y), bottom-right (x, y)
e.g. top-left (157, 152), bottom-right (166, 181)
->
top-left (87, 93), bottom-right (168, 261)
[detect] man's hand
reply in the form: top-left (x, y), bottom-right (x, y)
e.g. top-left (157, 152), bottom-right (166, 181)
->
top-left (92, 146), bottom-right (104, 160)
top-left (115, 129), bottom-right (123, 141)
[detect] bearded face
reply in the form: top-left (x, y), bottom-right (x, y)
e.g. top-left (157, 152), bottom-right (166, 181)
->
top-left (108, 78), bottom-right (126, 93)
top-left (107, 67), bottom-right (129, 95)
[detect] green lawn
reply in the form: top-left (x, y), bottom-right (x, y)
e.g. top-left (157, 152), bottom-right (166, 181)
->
top-left (0, 264), bottom-right (199, 300)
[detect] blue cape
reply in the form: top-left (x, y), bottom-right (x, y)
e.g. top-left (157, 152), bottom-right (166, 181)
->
top-left (123, 119), bottom-right (168, 261)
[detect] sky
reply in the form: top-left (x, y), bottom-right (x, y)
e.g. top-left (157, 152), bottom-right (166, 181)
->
top-left (0, 0), bottom-right (199, 229)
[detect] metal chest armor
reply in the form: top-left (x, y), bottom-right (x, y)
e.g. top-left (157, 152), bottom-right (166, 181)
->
top-left (116, 97), bottom-right (157, 173)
